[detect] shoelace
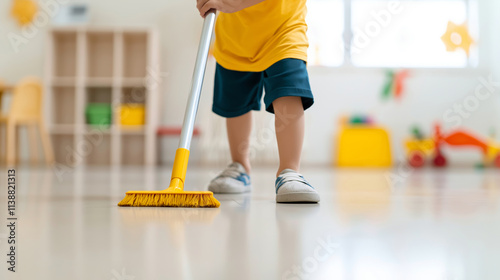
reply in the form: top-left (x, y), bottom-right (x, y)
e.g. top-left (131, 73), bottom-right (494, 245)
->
top-left (218, 167), bottom-right (241, 179)
top-left (275, 172), bottom-right (313, 193)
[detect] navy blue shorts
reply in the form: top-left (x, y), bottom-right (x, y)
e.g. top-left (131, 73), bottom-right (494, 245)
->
top-left (213, 58), bottom-right (314, 118)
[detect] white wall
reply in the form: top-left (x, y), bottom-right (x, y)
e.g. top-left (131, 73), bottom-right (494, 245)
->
top-left (490, 0), bottom-right (500, 135)
top-left (0, 0), bottom-right (498, 166)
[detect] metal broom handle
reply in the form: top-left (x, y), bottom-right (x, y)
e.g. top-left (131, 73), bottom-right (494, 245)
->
top-left (178, 11), bottom-right (216, 150)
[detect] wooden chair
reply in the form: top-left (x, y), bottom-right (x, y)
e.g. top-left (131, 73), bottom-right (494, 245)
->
top-left (0, 77), bottom-right (54, 165)
top-left (0, 79), bottom-right (4, 111)
top-left (0, 79), bottom-right (4, 161)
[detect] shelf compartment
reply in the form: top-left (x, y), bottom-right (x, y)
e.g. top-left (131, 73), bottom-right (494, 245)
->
top-left (122, 87), bottom-right (146, 103)
top-left (52, 87), bottom-right (75, 125)
top-left (120, 87), bottom-right (146, 126)
top-left (53, 32), bottom-right (77, 77)
top-left (52, 135), bottom-right (75, 164)
top-left (87, 32), bottom-right (114, 78)
top-left (86, 87), bottom-right (112, 103)
top-left (50, 124), bottom-right (75, 134)
top-left (85, 132), bottom-right (111, 165)
top-left (123, 32), bottom-right (148, 78)
top-left (85, 87), bottom-right (113, 127)
top-left (121, 134), bottom-right (145, 165)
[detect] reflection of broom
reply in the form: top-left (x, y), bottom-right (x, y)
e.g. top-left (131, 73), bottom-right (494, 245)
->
top-left (118, 207), bottom-right (221, 279)
top-left (118, 11), bottom-right (220, 207)
top-left (119, 207), bottom-right (221, 224)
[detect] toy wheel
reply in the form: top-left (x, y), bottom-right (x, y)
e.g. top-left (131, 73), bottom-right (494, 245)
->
top-left (408, 151), bottom-right (425, 168)
top-left (432, 152), bottom-right (447, 167)
top-left (494, 154), bottom-right (500, 168)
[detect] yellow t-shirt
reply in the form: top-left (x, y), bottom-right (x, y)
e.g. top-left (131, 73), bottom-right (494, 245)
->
top-left (213, 0), bottom-right (308, 72)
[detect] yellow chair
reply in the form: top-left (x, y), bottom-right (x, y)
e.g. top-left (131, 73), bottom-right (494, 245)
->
top-left (0, 79), bottom-right (4, 111)
top-left (0, 77), bottom-right (54, 165)
top-left (0, 79), bottom-right (12, 112)
top-left (0, 79), bottom-right (5, 161)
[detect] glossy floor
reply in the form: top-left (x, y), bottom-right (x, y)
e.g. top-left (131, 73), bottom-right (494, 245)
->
top-left (1, 166), bottom-right (500, 280)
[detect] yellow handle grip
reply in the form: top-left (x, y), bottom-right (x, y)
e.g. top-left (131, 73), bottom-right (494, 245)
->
top-left (167, 148), bottom-right (190, 192)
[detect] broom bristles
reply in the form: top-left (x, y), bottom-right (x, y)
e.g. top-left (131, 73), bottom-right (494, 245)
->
top-left (118, 192), bottom-right (221, 207)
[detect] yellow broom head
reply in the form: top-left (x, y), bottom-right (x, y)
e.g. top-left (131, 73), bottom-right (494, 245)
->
top-left (118, 191), bottom-right (220, 208)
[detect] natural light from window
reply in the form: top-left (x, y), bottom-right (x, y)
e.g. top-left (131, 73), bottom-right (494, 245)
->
top-left (306, 0), bottom-right (478, 68)
top-left (306, 0), bottom-right (344, 67)
top-left (351, 0), bottom-right (474, 67)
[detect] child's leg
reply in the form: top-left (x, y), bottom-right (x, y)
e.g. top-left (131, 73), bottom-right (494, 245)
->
top-left (273, 96), bottom-right (304, 177)
top-left (226, 111), bottom-right (253, 174)
top-left (261, 59), bottom-right (318, 202)
top-left (208, 63), bottom-right (262, 193)
top-left (273, 95), bottom-right (318, 203)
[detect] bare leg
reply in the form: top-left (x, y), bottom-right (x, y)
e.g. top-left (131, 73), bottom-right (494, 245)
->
top-left (273, 96), bottom-right (304, 177)
top-left (226, 111), bottom-right (252, 173)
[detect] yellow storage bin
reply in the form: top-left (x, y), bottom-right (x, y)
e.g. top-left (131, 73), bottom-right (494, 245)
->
top-left (120, 104), bottom-right (145, 126)
top-left (337, 125), bottom-right (392, 167)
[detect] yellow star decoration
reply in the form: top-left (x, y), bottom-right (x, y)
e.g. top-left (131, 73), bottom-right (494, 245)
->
top-left (11, 0), bottom-right (38, 26)
top-left (441, 21), bottom-right (474, 57)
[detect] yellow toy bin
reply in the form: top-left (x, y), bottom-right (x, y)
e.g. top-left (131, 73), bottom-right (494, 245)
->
top-left (336, 125), bottom-right (392, 167)
top-left (119, 104), bottom-right (145, 126)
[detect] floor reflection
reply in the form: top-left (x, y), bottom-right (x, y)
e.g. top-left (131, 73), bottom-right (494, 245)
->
top-left (335, 169), bottom-right (392, 223)
top-left (2, 166), bottom-right (500, 280)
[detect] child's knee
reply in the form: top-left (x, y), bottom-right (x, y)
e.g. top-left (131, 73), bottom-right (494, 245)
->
top-left (273, 97), bottom-right (304, 127)
top-left (273, 96), bottom-right (304, 115)
top-left (273, 96), bottom-right (302, 108)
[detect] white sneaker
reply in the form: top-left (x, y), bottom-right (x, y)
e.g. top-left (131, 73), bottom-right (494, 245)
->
top-left (275, 169), bottom-right (320, 203)
top-left (208, 162), bottom-right (251, 194)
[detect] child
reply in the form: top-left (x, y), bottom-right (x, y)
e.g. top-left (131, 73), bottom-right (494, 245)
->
top-left (196, 0), bottom-right (320, 203)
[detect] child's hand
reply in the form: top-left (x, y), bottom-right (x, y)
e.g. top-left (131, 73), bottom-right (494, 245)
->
top-left (196, 0), bottom-right (265, 18)
top-left (196, 0), bottom-right (232, 18)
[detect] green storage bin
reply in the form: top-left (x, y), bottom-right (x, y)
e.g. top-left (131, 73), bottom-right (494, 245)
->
top-left (86, 103), bottom-right (112, 126)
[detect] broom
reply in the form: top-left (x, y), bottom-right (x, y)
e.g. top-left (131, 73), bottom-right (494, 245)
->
top-left (118, 11), bottom-right (220, 207)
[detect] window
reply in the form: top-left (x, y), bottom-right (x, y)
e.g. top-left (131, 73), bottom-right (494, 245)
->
top-left (306, 0), bottom-right (345, 67)
top-left (306, 0), bottom-right (479, 68)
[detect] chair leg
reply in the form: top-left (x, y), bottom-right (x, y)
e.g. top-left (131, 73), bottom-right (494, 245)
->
top-left (6, 121), bottom-right (16, 166)
top-left (38, 120), bottom-right (54, 165)
top-left (0, 124), bottom-right (4, 164)
top-left (28, 124), bottom-right (39, 164)
top-left (16, 126), bottom-right (21, 164)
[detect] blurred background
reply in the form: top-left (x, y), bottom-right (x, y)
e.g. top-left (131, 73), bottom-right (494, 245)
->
top-left (0, 0), bottom-right (499, 170)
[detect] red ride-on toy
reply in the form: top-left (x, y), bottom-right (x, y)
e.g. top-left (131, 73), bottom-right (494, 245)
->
top-left (405, 123), bottom-right (500, 168)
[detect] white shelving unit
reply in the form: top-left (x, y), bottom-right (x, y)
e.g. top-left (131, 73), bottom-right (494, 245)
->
top-left (45, 26), bottom-right (160, 166)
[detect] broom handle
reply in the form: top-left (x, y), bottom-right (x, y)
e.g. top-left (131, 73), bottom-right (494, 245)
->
top-left (178, 11), bottom-right (216, 150)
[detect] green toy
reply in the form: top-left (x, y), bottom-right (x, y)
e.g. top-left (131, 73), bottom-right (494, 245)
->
top-left (85, 103), bottom-right (112, 127)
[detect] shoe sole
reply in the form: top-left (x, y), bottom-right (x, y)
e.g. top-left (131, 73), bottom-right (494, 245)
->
top-left (276, 192), bottom-right (320, 203)
top-left (208, 185), bottom-right (252, 194)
